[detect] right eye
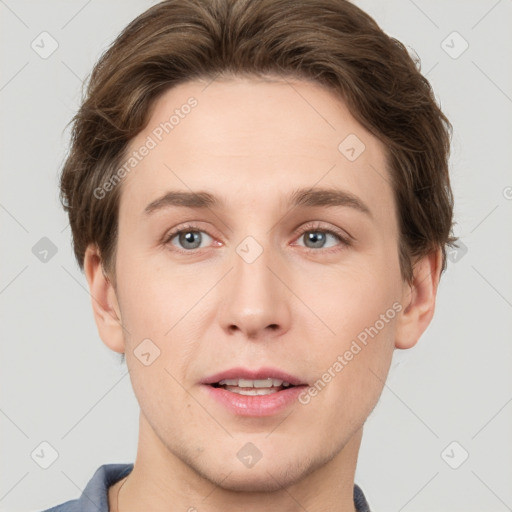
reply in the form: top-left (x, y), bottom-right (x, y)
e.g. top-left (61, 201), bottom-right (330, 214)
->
top-left (164, 223), bottom-right (217, 253)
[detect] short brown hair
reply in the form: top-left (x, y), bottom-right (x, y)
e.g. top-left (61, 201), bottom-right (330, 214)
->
top-left (60, 0), bottom-right (457, 284)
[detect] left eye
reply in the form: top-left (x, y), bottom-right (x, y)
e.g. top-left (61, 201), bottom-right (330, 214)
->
top-left (295, 229), bottom-right (345, 250)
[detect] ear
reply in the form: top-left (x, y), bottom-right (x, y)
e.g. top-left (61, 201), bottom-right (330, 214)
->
top-left (394, 248), bottom-right (443, 350)
top-left (83, 244), bottom-right (125, 354)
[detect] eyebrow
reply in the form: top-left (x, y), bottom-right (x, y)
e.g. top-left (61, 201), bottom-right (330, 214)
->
top-left (144, 187), bottom-right (372, 218)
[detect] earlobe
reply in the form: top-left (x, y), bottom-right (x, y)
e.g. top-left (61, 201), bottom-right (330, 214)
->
top-left (83, 244), bottom-right (125, 354)
top-left (394, 248), bottom-right (443, 350)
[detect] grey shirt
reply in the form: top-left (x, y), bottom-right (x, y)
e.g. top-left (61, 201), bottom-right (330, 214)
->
top-left (41, 463), bottom-right (371, 511)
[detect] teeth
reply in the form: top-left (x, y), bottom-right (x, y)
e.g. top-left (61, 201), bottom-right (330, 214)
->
top-left (255, 378), bottom-right (283, 388)
top-left (219, 379), bottom-right (238, 386)
top-left (218, 378), bottom-right (289, 387)
top-left (224, 386), bottom-right (281, 396)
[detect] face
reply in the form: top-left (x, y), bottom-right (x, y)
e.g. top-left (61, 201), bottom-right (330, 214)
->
top-left (98, 76), bottom-right (410, 491)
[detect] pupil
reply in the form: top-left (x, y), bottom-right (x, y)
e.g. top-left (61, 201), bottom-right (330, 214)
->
top-left (307, 231), bottom-right (325, 248)
top-left (181, 231), bottom-right (200, 249)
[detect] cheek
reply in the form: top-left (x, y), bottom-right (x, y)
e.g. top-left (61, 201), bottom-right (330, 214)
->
top-left (115, 254), bottom-right (185, 336)
top-left (115, 261), bottom-right (205, 388)
top-left (314, 262), bottom-right (401, 341)
top-left (302, 262), bottom-right (401, 406)
top-left (300, 315), bottom-right (397, 438)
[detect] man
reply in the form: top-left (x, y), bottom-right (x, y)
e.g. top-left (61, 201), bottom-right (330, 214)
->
top-left (44, 0), bottom-right (456, 510)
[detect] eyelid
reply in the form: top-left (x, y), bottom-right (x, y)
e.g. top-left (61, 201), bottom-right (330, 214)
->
top-left (163, 222), bottom-right (216, 246)
top-left (291, 220), bottom-right (353, 242)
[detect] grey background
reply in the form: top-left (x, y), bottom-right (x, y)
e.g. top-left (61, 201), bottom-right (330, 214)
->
top-left (1, 0), bottom-right (511, 511)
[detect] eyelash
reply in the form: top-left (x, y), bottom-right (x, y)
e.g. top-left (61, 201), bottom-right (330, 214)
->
top-left (163, 221), bottom-right (352, 254)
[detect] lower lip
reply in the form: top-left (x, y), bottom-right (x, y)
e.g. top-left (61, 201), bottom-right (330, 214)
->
top-left (202, 385), bottom-right (307, 417)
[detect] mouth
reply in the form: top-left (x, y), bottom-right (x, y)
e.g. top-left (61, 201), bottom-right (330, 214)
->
top-left (202, 366), bottom-right (307, 389)
top-left (210, 378), bottom-right (296, 396)
top-left (201, 367), bottom-right (308, 416)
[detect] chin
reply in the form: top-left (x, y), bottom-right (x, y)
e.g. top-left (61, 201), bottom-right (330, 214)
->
top-left (195, 453), bottom-right (321, 493)
top-left (217, 467), bottom-right (304, 493)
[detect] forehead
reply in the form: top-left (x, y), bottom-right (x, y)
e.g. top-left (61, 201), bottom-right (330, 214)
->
top-left (119, 77), bottom-right (394, 223)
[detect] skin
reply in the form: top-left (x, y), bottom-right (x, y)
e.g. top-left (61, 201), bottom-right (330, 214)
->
top-left (84, 76), bottom-right (442, 512)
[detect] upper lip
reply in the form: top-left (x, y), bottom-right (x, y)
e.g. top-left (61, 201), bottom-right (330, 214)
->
top-left (201, 367), bottom-right (307, 386)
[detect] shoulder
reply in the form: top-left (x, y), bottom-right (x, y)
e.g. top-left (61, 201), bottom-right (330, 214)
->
top-left (39, 463), bottom-right (134, 512)
top-left (354, 483), bottom-right (372, 512)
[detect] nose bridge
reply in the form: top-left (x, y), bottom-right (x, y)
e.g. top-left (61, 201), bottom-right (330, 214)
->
top-left (217, 232), bottom-right (291, 339)
top-left (235, 234), bottom-right (275, 294)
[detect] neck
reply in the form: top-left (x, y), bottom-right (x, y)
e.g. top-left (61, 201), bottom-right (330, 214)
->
top-left (110, 413), bottom-right (362, 512)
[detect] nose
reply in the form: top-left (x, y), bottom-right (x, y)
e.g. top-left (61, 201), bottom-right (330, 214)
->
top-left (217, 239), bottom-right (292, 341)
